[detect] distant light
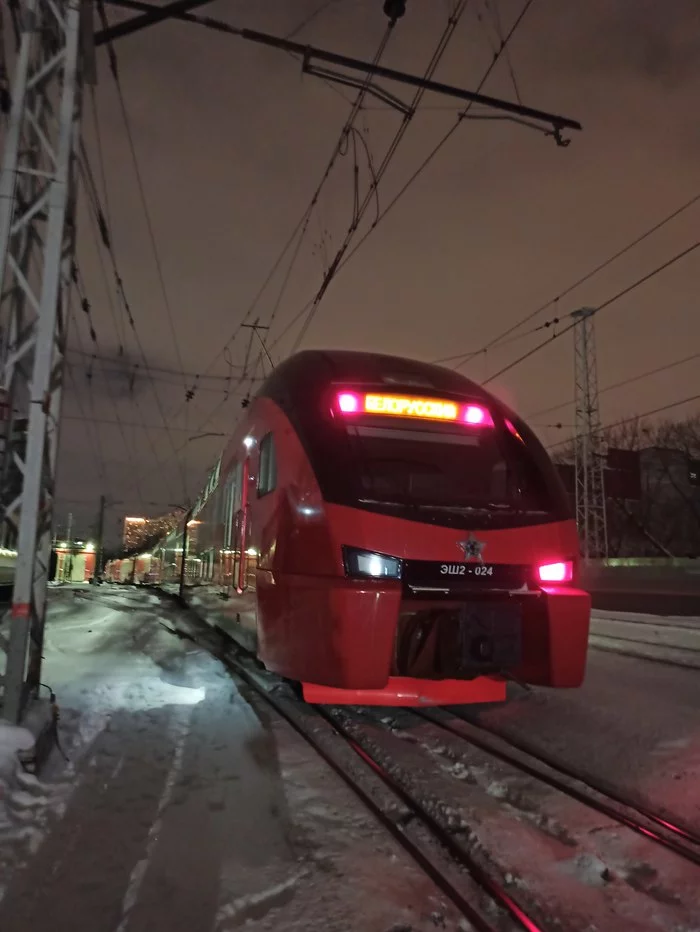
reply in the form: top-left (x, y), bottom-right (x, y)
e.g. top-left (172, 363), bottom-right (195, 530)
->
top-left (246, 547), bottom-right (258, 557)
top-left (125, 516), bottom-right (146, 523)
top-left (243, 436), bottom-right (254, 450)
top-left (84, 542), bottom-right (95, 552)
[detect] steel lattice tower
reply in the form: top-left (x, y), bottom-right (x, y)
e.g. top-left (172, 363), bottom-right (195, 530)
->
top-left (0, 0), bottom-right (85, 721)
top-left (572, 307), bottom-right (608, 561)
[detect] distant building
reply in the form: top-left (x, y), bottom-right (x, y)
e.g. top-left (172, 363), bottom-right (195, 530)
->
top-left (122, 511), bottom-right (182, 553)
top-left (52, 540), bottom-right (96, 582)
top-left (556, 444), bottom-right (700, 557)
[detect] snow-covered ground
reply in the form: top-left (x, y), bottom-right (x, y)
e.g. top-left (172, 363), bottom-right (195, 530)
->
top-left (590, 609), bottom-right (700, 669)
top-left (0, 587), bottom-right (465, 931)
top-left (473, 639), bottom-right (700, 834)
top-left (1, 587), bottom-right (699, 931)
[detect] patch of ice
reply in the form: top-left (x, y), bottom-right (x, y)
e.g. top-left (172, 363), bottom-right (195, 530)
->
top-left (486, 780), bottom-right (509, 799)
top-left (0, 722), bottom-right (35, 783)
top-left (556, 852), bottom-right (612, 887)
top-left (214, 869), bottom-right (307, 926)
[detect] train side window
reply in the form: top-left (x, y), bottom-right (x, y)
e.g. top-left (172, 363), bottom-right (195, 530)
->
top-left (258, 433), bottom-right (277, 497)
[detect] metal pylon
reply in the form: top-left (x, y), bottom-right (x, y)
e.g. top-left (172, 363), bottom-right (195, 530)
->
top-left (572, 307), bottom-right (608, 561)
top-left (0, 0), bottom-right (85, 721)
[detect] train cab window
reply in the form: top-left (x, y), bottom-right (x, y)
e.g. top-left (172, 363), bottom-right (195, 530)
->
top-left (257, 433), bottom-right (277, 497)
top-left (342, 419), bottom-right (559, 528)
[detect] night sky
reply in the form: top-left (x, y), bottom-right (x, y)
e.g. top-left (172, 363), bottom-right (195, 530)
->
top-left (57, 0), bottom-right (700, 546)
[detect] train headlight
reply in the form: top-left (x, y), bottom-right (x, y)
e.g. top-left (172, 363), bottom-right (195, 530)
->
top-left (343, 546), bottom-right (402, 579)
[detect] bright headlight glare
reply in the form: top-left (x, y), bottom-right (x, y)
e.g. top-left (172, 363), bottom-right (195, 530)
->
top-left (343, 546), bottom-right (402, 579)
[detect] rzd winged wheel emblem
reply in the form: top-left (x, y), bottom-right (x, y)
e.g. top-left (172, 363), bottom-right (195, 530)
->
top-left (457, 533), bottom-right (486, 563)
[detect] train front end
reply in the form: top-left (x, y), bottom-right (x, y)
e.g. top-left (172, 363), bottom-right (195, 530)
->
top-left (257, 351), bottom-right (591, 707)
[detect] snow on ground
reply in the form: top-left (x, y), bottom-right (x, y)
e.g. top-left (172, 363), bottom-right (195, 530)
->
top-left (589, 609), bottom-right (700, 669)
top-left (0, 587), bottom-right (467, 931)
top-left (471, 644), bottom-right (700, 833)
top-left (333, 708), bottom-right (700, 931)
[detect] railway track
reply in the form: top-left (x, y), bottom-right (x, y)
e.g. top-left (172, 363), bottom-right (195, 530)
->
top-left (226, 650), bottom-right (544, 932)
top-left (155, 608), bottom-right (544, 932)
top-left (153, 596), bottom-right (700, 931)
top-left (413, 709), bottom-right (700, 868)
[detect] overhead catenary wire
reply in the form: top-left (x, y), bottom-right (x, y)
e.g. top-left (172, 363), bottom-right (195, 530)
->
top-left (273, 0), bottom-right (535, 355)
top-left (95, 11), bottom-right (189, 402)
top-left (63, 412), bottom-right (229, 433)
top-left (66, 346), bottom-right (252, 385)
top-left (288, 0), bottom-right (471, 352)
top-left (67, 282), bottom-right (146, 504)
top-left (64, 363), bottom-right (108, 487)
top-left (77, 134), bottom-right (190, 500)
top-left (527, 349), bottom-right (700, 421)
top-left (547, 392), bottom-right (700, 452)
top-left (481, 236), bottom-right (700, 386)
top-left (242, 3), bottom-right (470, 392)
top-left (437, 187), bottom-right (700, 369)
top-left (285, 0), bottom-right (339, 40)
top-left (155, 15), bottom-right (403, 460)
top-left (184, 16), bottom-right (398, 393)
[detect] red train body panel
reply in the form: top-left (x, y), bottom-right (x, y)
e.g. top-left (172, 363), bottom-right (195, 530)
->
top-left (106, 350), bottom-right (591, 706)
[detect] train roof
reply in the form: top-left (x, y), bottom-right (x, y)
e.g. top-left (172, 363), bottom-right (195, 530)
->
top-left (258, 349), bottom-right (493, 403)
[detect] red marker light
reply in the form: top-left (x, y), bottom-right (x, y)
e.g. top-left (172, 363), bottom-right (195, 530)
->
top-left (463, 404), bottom-right (493, 427)
top-left (337, 392), bottom-right (360, 414)
top-left (505, 418), bottom-right (524, 442)
top-left (537, 561), bottom-right (573, 584)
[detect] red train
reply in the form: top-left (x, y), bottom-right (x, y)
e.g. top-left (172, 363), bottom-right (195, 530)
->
top-left (107, 350), bottom-right (591, 706)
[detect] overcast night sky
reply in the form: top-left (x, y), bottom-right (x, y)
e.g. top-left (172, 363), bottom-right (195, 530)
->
top-left (55, 0), bottom-right (700, 545)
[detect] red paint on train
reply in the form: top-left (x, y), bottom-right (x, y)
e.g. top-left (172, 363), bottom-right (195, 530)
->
top-left (105, 350), bottom-right (591, 706)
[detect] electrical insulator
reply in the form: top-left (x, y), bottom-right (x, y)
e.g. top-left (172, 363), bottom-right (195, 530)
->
top-left (383, 0), bottom-right (406, 22)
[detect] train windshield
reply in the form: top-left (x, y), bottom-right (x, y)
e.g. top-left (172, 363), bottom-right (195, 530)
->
top-left (333, 392), bottom-right (569, 528)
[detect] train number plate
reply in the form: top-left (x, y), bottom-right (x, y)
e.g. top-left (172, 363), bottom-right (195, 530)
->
top-left (403, 560), bottom-right (527, 590)
top-left (440, 563), bottom-right (495, 577)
